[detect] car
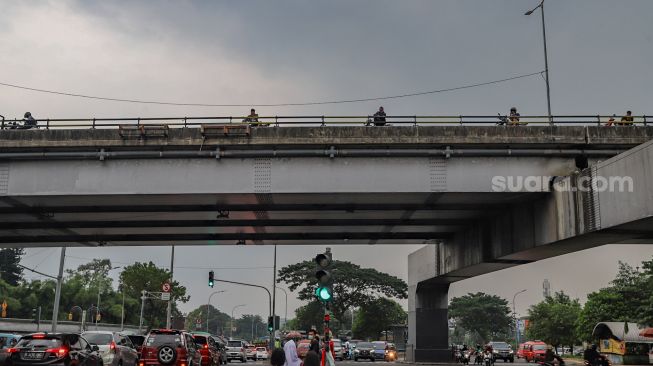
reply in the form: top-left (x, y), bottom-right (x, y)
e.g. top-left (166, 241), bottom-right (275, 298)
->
top-left (517, 342), bottom-right (530, 360)
top-left (5, 332), bottom-right (102, 366)
top-left (210, 337), bottom-right (228, 365)
top-left (255, 347), bottom-right (268, 360)
top-left (191, 333), bottom-right (221, 366)
top-left (245, 345), bottom-right (256, 361)
top-left (225, 340), bottom-right (246, 363)
top-left (354, 342), bottom-right (375, 362)
top-left (522, 341), bottom-right (548, 363)
top-left (371, 342), bottom-right (388, 361)
top-left (83, 331), bottom-right (139, 366)
top-left (332, 339), bottom-right (345, 361)
top-left (1, 334), bottom-right (22, 365)
top-left (385, 343), bottom-right (397, 362)
top-left (297, 340), bottom-right (311, 359)
top-left (139, 329), bottom-right (202, 366)
top-left (488, 342), bottom-right (514, 363)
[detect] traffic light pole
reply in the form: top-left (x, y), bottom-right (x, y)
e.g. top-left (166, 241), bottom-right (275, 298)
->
top-left (271, 245), bottom-right (277, 348)
top-left (51, 247), bottom-right (66, 333)
top-left (211, 279), bottom-right (272, 347)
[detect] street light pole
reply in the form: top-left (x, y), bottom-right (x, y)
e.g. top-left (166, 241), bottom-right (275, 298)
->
top-left (51, 247), bottom-right (66, 333)
top-left (120, 289), bottom-right (125, 331)
top-left (97, 266), bottom-right (121, 330)
top-left (206, 290), bottom-right (226, 332)
top-left (512, 289), bottom-right (527, 345)
top-left (166, 246), bottom-right (175, 329)
top-left (231, 304), bottom-right (245, 339)
top-left (275, 287), bottom-right (288, 330)
top-left (525, 0), bottom-right (552, 123)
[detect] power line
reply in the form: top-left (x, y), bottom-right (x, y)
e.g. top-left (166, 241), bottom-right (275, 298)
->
top-left (0, 71), bottom-right (544, 107)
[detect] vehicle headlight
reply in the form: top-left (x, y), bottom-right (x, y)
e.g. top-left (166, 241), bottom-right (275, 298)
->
top-left (355, 350), bottom-right (359, 353)
top-left (493, 350), bottom-right (498, 354)
top-left (509, 350), bottom-right (514, 354)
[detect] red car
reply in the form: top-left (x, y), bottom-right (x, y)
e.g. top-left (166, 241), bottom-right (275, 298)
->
top-left (139, 330), bottom-right (202, 366)
top-left (191, 334), bottom-right (221, 366)
top-left (522, 341), bottom-right (548, 363)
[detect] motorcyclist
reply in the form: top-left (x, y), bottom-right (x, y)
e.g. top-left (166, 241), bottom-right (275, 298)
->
top-left (544, 345), bottom-right (564, 365)
top-left (583, 345), bottom-right (606, 366)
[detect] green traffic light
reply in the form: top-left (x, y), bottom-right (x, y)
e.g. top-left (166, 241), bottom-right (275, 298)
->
top-left (316, 286), bottom-right (332, 301)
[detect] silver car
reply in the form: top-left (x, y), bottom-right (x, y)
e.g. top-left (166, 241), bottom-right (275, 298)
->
top-left (83, 331), bottom-right (139, 366)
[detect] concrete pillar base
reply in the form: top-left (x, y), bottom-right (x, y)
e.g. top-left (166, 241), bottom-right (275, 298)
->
top-left (415, 348), bottom-right (453, 362)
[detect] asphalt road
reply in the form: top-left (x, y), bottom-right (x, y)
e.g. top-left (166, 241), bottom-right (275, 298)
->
top-left (245, 359), bottom-right (535, 366)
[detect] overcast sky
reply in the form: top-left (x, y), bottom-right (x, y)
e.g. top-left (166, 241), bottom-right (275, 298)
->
top-left (4, 0), bottom-right (653, 321)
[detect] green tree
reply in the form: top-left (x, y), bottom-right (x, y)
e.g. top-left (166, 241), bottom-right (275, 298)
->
top-left (575, 261), bottom-right (649, 340)
top-left (186, 304), bottom-right (232, 336)
top-left (0, 248), bottom-right (25, 286)
top-left (353, 298), bottom-right (406, 340)
top-left (119, 262), bottom-right (189, 329)
top-left (448, 292), bottom-right (512, 342)
top-left (291, 301), bottom-right (326, 331)
top-left (526, 291), bottom-right (581, 348)
top-left (277, 259), bottom-right (407, 322)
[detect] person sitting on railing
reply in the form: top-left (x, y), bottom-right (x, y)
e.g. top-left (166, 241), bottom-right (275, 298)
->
top-left (21, 112), bottom-right (38, 129)
top-left (617, 110), bottom-right (634, 126)
top-left (509, 107), bottom-right (523, 126)
top-left (373, 106), bottom-right (387, 126)
top-left (244, 108), bottom-right (260, 126)
top-left (604, 114), bottom-right (617, 127)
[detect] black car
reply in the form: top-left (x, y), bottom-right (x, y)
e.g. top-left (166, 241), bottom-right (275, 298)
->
top-left (354, 342), bottom-right (375, 362)
top-left (5, 333), bottom-right (102, 366)
top-left (488, 342), bottom-right (514, 363)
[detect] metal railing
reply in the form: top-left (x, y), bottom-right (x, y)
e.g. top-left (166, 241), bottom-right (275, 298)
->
top-left (0, 114), bottom-right (649, 130)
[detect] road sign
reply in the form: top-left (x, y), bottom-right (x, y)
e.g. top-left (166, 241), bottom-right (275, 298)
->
top-left (161, 292), bottom-right (171, 301)
top-left (162, 282), bottom-right (172, 293)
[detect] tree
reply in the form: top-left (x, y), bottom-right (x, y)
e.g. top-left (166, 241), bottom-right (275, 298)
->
top-left (353, 298), bottom-right (406, 340)
top-left (526, 291), bottom-right (581, 348)
top-left (291, 301), bottom-right (326, 332)
top-left (448, 292), bottom-right (512, 343)
top-left (120, 262), bottom-right (189, 329)
top-left (186, 304), bottom-right (231, 336)
top-left (277, 259), bottom-right (407, 322)
top-left (575, 261), bottom-right (650, 340)
top-left (0, 248), bottom-right (24, 286)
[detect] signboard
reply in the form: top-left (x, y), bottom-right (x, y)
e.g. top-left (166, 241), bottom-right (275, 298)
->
top-left (161, 292), bottom-right (171, 301)
top-left (162, 282), bottom-right (172, 293)
top-left (1, 301), bottom-right (7, 318)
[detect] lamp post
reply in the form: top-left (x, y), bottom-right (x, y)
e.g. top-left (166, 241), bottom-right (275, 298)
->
top-left (525, 0), bottom-right (552, 123)
top-left (512, 289), bottom-right (527, 345)
top-left (231, 304), bottom-right (245, 339)
top-left (206, 290), bottom-right (226, 332)
top-left (275, 287), bottom-right (288, 330)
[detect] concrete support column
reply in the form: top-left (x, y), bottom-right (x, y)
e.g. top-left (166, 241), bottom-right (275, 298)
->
top-left (414, 283), bottom-right (451, 362)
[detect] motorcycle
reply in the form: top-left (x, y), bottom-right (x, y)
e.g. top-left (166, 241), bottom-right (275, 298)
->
top-left (483, 350), bottom-right (494, 366)
top-left (474, 351), bottom-right (483, 365)
top-left (460, 351), bottom-right (471, 365)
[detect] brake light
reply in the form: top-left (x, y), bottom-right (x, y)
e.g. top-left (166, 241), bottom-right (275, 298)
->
top-left (110, 341), bottom-right (117, 353)
top-left (46, 347), bottom-right (69, 357)
top-left (6, 348), bottom-right (19, 353)
top-left (33, 334), bottom-right (46, 339)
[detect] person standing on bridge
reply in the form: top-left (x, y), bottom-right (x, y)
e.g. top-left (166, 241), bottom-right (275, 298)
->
top-left (372, 106), bottom-right (387, 126)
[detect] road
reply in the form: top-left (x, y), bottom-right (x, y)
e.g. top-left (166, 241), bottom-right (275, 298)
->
top-left (241, 358), bottom-right (538, 366)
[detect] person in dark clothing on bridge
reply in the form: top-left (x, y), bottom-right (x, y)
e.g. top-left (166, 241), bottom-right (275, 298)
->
top-left (618, 110), bottom-right (634, 126)
top-left (372, 106), bottom-right (387, 126)
top-left (21, 112), bottom-right (38, 129)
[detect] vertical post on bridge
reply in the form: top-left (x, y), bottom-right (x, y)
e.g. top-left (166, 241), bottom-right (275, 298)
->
top-left (166, 246), bottom-right (175, 329)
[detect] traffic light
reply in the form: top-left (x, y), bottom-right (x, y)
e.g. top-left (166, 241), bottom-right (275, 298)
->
top-left (314, 249), bottom-right (333, 303)
top-left (267, 316), bottom-right (274, 332)
top-left (31, 308), bottom-right (37, 323)
top-left (208, 270), bottom-right (214, 288)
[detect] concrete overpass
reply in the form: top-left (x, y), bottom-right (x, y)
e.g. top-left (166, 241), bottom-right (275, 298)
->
top-left (0, 125), bottom-right (650, 247)
top-left (1, 122), bottom-right (652, 360)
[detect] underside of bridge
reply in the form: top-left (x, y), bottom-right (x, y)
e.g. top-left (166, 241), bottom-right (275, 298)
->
top-left (0, 192), bottom-right (541, 247)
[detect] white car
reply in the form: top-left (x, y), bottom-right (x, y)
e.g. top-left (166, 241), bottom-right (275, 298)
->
top-left (256, 347), bottom-right (269, 360)
top-left (83, 331), bottom-right (139, 366)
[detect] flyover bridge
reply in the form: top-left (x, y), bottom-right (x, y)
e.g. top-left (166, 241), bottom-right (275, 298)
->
top-left (1, 115), bottom-right (652, 361)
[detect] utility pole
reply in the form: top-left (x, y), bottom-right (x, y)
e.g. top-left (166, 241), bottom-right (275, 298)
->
top-left (120, 289), bottom-right (126, 331)
top-left (166, 246), bottom-right (175, 329)
top-left (525, 0), bottom-right (552, 123)
top-left (271, 245), bottom-right (277, 348)
top-left (51, 247), bottom-right (66, 333)
top-left (139, 290), bottom-right (147, 333)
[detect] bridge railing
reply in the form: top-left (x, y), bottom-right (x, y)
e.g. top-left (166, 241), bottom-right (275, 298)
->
top-left (0, 114), bottom-right (649, 130)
